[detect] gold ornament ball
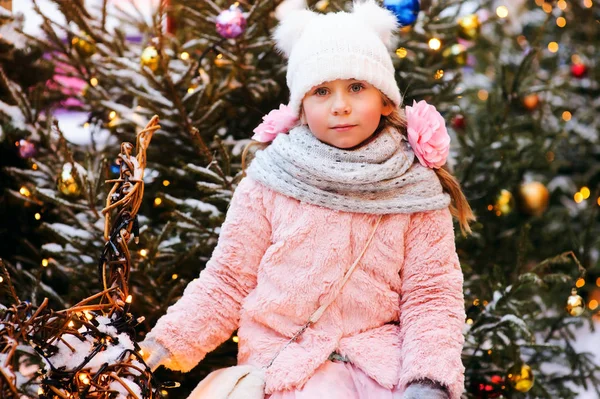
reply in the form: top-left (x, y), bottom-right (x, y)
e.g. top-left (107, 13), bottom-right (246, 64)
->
top-left (566, 288), bottom-right (585, 317)
top-left (507, 363), bottom-right (534, 393)
top-left (522, 94), bottom-right (540, 110)
top-left (517, 181), bottom-right (549, 216)
top-left (442, 43), bottom-right (468, 66)
top-left (71, 32), bottom-right (96, 56)
top-left (141, 46), bottom-right (160, 72)
top-left (457, 14), bottom-right (480, 41)
top-left (494, 189), bottom-right (514, 215)
top-left (57, 163), bottom-right (82, 198)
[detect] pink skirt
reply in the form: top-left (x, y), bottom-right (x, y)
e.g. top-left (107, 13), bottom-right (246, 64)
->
top-left (266, 360), bottom-right (403, 399)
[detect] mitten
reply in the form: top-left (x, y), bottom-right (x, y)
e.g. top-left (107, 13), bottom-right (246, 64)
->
top-left (138, 338), bottom-right (171, 372)
top-left (403, 378), bottom-right (450, 399)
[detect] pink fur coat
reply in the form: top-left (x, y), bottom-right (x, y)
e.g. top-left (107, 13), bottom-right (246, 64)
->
top-left (145, 176), bottom-right (466, 399)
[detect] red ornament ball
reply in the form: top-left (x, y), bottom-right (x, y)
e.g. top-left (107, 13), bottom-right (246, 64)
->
top-left (571, 63), bottom-right (587, 78)
top-left (452, 114), bottom-right (466, 130)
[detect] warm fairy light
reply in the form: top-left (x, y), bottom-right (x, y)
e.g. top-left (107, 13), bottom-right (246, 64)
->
top-left (139, 249), bottom-right (148, 257)
top-left (556, 17), bottom-right (566, 27)
top-left (434, 69), bottom-right (444, 79)
top-left (163, 180), bottom-right (170, 186)
top-left (0, 276), bottom-right (3, 283)
top-left (68, 320), bottom-right (75, 328)
top-left (84, 311), bottom-right (94, 320)
top-left (496, 6), bottom-right (508, 18)
top-left (557, 0), bottom-right (567, 10)
top-left (126, 295), bottom-right (133, 303)
top-left (576, 278), bottom-right (585, 288)
top-left (20, 186), bottom-right (31, 197)
top-left (180, 51), bottom-right (190, 60)
top-left (15, 140), bottom-right (20, 147)
top-left (84, 122), bottom-right (90, 128)
top-left (548, 42), bottom-right (559, 53)
top-left (487, 349), bottom-right (492, 355)
top-left (109, 111), bottom-right (117, 120)
top-left (542, 3), bottom-right (553, 12)
top-left (589, 300), bottom-right (598, 310)
top-left (583, 0), bottom-right (592, 8)
top-left (187, 87), bottom-right (195, 94)
top-left (487, 204), bottom-right (494, 211)
top-left (598, 197), bottom-right (600, 206)
top-left (232, 335), bottom-right (239, 343)
top-left (172, 274), bottom-right (178, 280)
top-left (473, 299), bottom-right (480, 306)
top-left (41, 259), bottom-right (49, 267)
top-left (477, 89), bottom-right (489, 101)
top-left (79, 373), bottom-right (91, 385)
top-left (574, 192), bottom-right (583, 203)
top-left (562, 111), bottom-right (572, 121)
top-left (580, 187), bottom-right (590, 199)
top-left (154, 197), bottom-right (162, 206)
top-left (466, 318), bottom-right (473, 325)
top-left (34, 213), bottom-right (41, 220)
top-left (395, 47), bottom-right (407, 58)
top-left (90, 77), bottom-right (99, 87)
top-left (428, 38), bottom-right (441, 50)
top-left (32, 163), bottom-right (38, 170)
top-left (38, 387), bottom-right (44, 395)
top-left (316, 0), bottom-right (329, 11)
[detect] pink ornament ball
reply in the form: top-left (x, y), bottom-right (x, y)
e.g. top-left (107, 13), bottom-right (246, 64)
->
top-left (216, 5), bottom-right (247, 39)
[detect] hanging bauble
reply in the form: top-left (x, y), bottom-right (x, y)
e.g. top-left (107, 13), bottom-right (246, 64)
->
top-left (57, 163), bottom-right (82, 198)
top-left (215, 4), bottom-right (247, 39)
top-left (457, 14), bottom-right (480, 41)
top-left (522, 93), bottom-right (539, 111)
top-left (451, 114), bottom-right (466, 130)
top-left (71, 31), bottom-right (96, 57)
top-left (110, 161), bottom-right (120, 175)
top-left (442, 43), bottom-right (468, 66)
top-left (17, 139), bottom-right (37, 159)
top-left (566, 288), bottom-right (585, 316)
top-left (507, 363), bottom-right (534, 393)
top-left (141, 45), bottom-right (160, 72)
top-left (571, 62), bottom-right (587, 78)
top-left (383, 0), bottom-right (420, 26)
top-left (494, 189), bottom-right (514, 216)
top-left (517, 181), bottom-right (549, 216)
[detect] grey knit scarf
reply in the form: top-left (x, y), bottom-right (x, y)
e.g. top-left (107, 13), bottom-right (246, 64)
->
top-left (245, 124), bottom-right (451, 214)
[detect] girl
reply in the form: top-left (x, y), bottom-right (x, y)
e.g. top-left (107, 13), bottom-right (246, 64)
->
top-left (140, 1), bottom-right (476, 398)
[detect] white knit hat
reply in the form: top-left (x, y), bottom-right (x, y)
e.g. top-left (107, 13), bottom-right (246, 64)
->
top-left (273, 0), bottom-right (403, 118)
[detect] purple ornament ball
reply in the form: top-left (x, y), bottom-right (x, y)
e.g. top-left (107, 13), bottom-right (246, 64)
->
top-left (18, 139), bottom-right (37, 159)
top-left (216, 5), bottom-right (247, 39)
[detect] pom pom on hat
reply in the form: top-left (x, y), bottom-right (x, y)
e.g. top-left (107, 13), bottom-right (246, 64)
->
top-left (352, 0), bottom-right (400, 50)
top-left (273, 0), bottom-right (318, 58)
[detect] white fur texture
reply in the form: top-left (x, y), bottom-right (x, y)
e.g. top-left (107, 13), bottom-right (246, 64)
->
top-left (353, 0), bottom-right (400, 49)
top-left (272, 2), bottom-right (317, 59)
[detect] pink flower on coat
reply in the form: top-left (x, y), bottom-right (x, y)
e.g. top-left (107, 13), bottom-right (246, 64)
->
top-left (252, 104), bottom-right (299, 143)
top-left (405, 100), bottom-right (451, 169)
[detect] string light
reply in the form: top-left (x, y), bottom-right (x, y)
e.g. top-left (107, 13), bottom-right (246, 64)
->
top-left (68, 320), bottom-right (75, 328)
top-left (154, 197), bottom-right (162, 206)
top-left (466, 318), bottom-right (473, 325)
top-left (172, 274), bottom-right (178, 280)
top-left (576, 278), bottom-right (585, 288)
top-left (542, 3), bottom-right (553, 13)
top-left (548, 42), bottom-right (559, 53)
top-left (20, 186), bottom-right (31, 197)
top-left (180, 51), bottom-right (190, 61)
top-left (32, 163), bottom-right (38, 170)
top-left (232, 336), bottom-right (239, 343)
top-left (562, 111), bottom-right (572, 121)
top-left (38, 388), bottom-right (44, 395)
top-left (90, 77), bottom-right (99, 87)
top-left (473, 299), bottom-right (480, 306)
top-left (395, 47), bottom-right (407, 58)
top-left (589, 300), bottom-right (598, 310)
top-left (574, 192), bottom-right (583, 203)
top-left (139, 249), bottom-right (148, 257)
top-left (556, 17), bottom-right (566, 27)
top-left (84, 122), bottom-right (90, 128)
top-left (35, 213), bottom-right (41, 220)
top-left (126, 295), bottom-right (133, 303)
top-left (496, 6), bottom-right (508, 18)
top-left (596, 277), bottom-right (600, 287)
top-left (477, 89), bottom-right (489, 101)
top-left (580, 187), bottom-right (590, 199)
top-left (583, 0), bottom-right (593, 8)
top-left (316, 0), bottom-right (329, 11)
top-left (434, 69), bottom-right (444, 79)
top-left (557, 0), bottom-right (567, 10)
top-left (42, 259), bottom-right (49, 267)
top-left (428, 38), bottom-right (441, 50)
top-left (163, 180), bottom-right (170, 186)
top-left (0, 276), bottom-right (3, 283)
top-left (109, 111), bottom-right (117, 120)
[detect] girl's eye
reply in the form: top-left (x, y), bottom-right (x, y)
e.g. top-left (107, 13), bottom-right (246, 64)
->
top-left (351, 83), bottom-right (364, 92)
top-left (315, 88), bottom-right (328, 96)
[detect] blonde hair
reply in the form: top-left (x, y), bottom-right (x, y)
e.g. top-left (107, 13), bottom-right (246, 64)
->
top-left (242, 93), bottom-right (476, 237)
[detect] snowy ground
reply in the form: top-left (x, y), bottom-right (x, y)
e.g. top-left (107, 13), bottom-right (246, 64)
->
top-left (10, 1), bottom-right (600, 396)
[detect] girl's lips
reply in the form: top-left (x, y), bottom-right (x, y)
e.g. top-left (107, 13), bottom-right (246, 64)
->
top-left (332, 125), bottom-right (356, 132)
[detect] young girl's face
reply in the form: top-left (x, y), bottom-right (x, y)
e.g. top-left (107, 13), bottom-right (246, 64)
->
top-left (300, 78), bottom-right (394, 149)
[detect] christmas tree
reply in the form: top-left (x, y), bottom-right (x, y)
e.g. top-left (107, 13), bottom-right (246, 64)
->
top-left (1, 0), bottom-right (599, 397)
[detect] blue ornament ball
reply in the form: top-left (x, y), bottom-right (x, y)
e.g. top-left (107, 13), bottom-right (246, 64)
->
top-left (110, 162), bottom-right (120, 175)
top-left (383, 0), bottom-right (421, 26)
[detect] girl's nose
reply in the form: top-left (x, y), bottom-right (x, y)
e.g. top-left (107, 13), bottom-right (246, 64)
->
top-left (331, 94), bottom-right (351, 115)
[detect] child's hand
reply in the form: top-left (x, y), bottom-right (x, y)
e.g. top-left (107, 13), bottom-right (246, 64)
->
top-left (138, 339), bottom-right (170, 372)
top-left (403, 379), bottom-right (449, 399)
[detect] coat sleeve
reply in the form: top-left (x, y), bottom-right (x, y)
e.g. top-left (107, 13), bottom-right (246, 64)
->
top-left (144, 177), bottom-right (272, 372)
top-left (398, 207), bottom-right (466, 399)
